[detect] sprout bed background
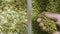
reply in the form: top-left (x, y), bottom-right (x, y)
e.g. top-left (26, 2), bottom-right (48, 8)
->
top-left (0, 0), bottom-right (60, 34)
top-left (0, 0), bottom-right (27, 34)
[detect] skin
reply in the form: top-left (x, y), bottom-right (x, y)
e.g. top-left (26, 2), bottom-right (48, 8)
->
top-left (37, 12), bottom-right (60, 34)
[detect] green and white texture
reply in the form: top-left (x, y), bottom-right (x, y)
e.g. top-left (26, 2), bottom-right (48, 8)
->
top-left (0, 0), bottom-right (27, 34)
top-left (0, 0), bottom-right (60, 34)
top-left (42, 15), bottom-right (57, 33)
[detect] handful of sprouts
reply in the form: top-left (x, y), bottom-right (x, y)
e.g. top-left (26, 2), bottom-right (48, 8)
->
top-left (41, 14), bottom-right (57, 33)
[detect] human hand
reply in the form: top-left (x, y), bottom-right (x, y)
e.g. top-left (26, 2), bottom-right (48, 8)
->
top-left (37, 12), bottom-right (60, 34)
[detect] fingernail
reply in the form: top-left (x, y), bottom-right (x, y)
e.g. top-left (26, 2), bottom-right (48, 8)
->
top-left (39, 23), bottom-right (44, 27)
top-left (37, 18), bottom-right (41, 23)
top-left (42, 27), bottom-right (46, 31)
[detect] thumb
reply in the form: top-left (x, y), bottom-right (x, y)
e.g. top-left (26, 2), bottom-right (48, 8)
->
top-left (44, 12), bottom-right (60, 20)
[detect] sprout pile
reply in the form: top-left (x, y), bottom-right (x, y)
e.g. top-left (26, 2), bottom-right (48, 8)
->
top-left (42, 15), bottom-right (57, 33)
top-left (0, 0), bottom-right (27, 34)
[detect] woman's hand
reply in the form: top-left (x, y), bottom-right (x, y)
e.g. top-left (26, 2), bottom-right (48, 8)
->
top-left (37, 12), bottom-right (60, 34)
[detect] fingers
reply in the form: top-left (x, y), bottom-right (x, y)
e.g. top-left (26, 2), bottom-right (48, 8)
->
top-left (37, 17), bottom-right (46, 31)
top-left (37, 13), bottom-right (47, 31)
top-left (39, 22), bottom-right (46, 31)
top-left (43, 12), bottom-right (60, 20)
